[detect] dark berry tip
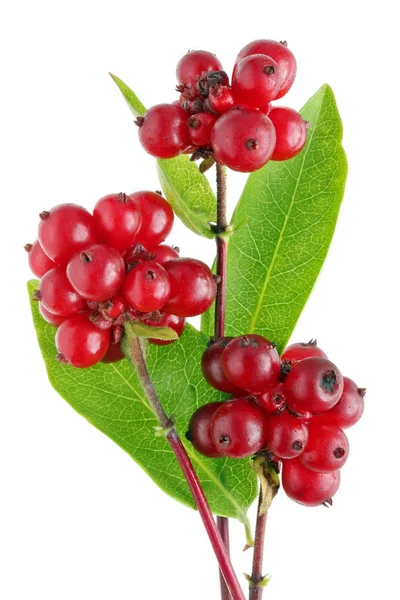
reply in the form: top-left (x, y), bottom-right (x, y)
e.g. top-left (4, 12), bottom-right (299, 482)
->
top-left (185, 430), bottom-right (193, 442)
top-left (207, 336), bottom-right (216, 348)
top-left (292, 440), bottom-right (303, 451)
top-left (188, 117), bottom-right (201, 130)
top-left (358, 387), bottom-right (367, 397)
top-left (245, 138), bottom-right (258, 150)
top-left (145, 270), bottom-right (156, 281)
top-left (334, 447), bottom-right (345, 459)
top-left (80, 251), bottom-right (93, 263)
top-left (32, 290), bottom-right (41, 301)
top-left (280, 360), bottom-right (292, 379)
top-left (321, 369), bottom-right (337, 393)
top-left (56, 353), bottom-right (67, 364)
top-left (24, 243), bottom-right (33, 253)
top-left (134, 117), bottom-right (144, 127)
top-left (280, 40), bottom-right (288, 47)
top-left (308, 338), bottom-right (317, 346)
top-left (155, 190), bottom-right (163, 196)
top-left (323, 498), bottom-right (333, 508)
top-left (172, 246), bottom-right (180, 253)
top-left (118, 192), bottom-right (128, 203)
top-left (39, 210), bottom-right (50, 220)
top-left (304, 120), bottom-right (311, 130)
top-left (218, 435), bottom-right (231, 447)
top-left (263, 65), bottom-right (276, 75)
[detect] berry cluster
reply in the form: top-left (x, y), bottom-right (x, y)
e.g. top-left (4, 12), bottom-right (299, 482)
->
top-left (136, 40), bottom-right (308, 172)
top-left (186, 337), bottom-right (365, 507)
top-left (26, 191), bottom-right (216, 367)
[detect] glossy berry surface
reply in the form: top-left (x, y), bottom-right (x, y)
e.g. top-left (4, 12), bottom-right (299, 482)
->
top-left (211, 107), bottom-right (276, 172)
top-left (38, 204), bottom-right (97, 266)
top-left (99, 293), bottom-right (127, 320)
top-left (163, 258), bottom-right (216, 317)
top-left (282, 458), bottom-right (341, 507)
top-left (25, 240), bottom-right (55, 278)
top-left (281, 339), bottom-right (327, 363)
top-left (268, 107), bottom-right (308, 161)
top-left (232, 54), bottom-right (281, 108)
top-left (315, 377), bottom-right (365, 429)
top-left (210, 398), bottom-right (267, 458)
top-left (186, 402), bottom-right (223, 458)
top-left (142, 312), bottom-right (186, 346)
top-left (221, 334), bottom-right (281, 393)
top-left (101, 341), bottom-right (124, 363)
top-left (122, 261), bottom-right (170, 313)
top-left (188, 113), bottom-right (217, 147)
top-left (207, 86), bottom-right (235, 115)
top-left (300, 423), bottom-right (349, 472)
top-left (201, 337), bottom-right (245, 395)
top-left (138, 104), bottom-right (191, 159)
top-left (151, 244), bottom-right (180, 265)
top-left (283, 357), bottom-right (344, 414)
top-left (93, 193), bottom-right (142, 251)
top-left (234, 39), bottom-right (297, 99)
top-left (39, 303), bottom-right (66, 327)
top-left (130, 191), bottom-right (174, 250)
top-left (67, 244), bottom-right (125, 302)
top-left (265, 412), bottom-right (309, 459)
top-left (176, 50), bottom-right (223, 85)
top-left (256, 383), bottom-right (287, 414)
top-left (56, 312), bottom-right (111, 368)
top-left (39, 267), bottom-right (86, 317)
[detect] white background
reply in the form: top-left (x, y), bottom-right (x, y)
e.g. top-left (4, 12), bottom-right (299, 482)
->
top-left (1, 1), bottom-right (399, 598)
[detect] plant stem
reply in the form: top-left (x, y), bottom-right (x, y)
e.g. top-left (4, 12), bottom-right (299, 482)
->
top-left (129, 335), bottom-right (246, 600)
top-left (249, 489), bottom-right (268, 600)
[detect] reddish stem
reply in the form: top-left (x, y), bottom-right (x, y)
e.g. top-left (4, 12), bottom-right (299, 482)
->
top-left (217, 515), bottom-right (232, 600)
top-left (249, 490), bottom-right (268, 600)
top-left (129, 335), bottom-right (245, 600)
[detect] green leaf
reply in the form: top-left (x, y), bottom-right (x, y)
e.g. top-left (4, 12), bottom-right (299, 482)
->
top-left (125, 320), bottom-right (178, 341)
top-left (110, 73), bottom-right (217, 238)
top-left (28, 281), bottom-right (257, 528)
top-left (157, 156), bottom-right (216, 238)
top-left (202, 85), bottom-right (347, 353)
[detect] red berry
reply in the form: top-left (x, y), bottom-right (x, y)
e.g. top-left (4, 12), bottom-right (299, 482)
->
top-left (283, 357), bottom-right (344, 414)
top-left (281, 339), bottom-right (327, 363)
top-left (39, 267), bottom-right (86, 316)
top-left (299, 422), bottom-right (349, 473)
top-left (38, 204), bottom-right (97, 266)
top-left (176, 50), bottom-right (223, 85)
top-left (282, 458), bottom-right (341, 507)
top-left (210, 398), bottom-right (267, 458)
top-left (56, 312), bottom-right (111, 368)
top-left (188, 113), bottom-right (217, 147)
top-left (39, 303), bottom-right (66, 327)
top-left (163, 258), bottom-right (216, 317)
top-left (25, 240), bottom-right (55, 278)
top-left (66, 245), bottom-right (125, 302)
top-left (265, 412), bottom-right (309, 459)
top-left (130, 191), bottom-right (174, 250)
top-left (92, 193), bottom-right (142, 252)
top-left (232, 54), bottom-right (281, 108)
top-left (234, 40), bottom-right (297, 100)
top-left (99, 293), bottom-right (127, 320)
top-left (101, 341), bottom-right (124, 363)
top-left (210, 107), bottom-right (276, 172)
top-left (201, 337), bottom-right (245, 395)
top-left (186, 402), bottom-right (223, 458)
top-left (151, 244), bottom-right (180, 265)
top-left (315, 377), bottom-right (365, 429)
top-left (221, 334), bottom-right (281, 393)
top-left (137, 104), bottom-right (191, 159)
top-left (207, 86), bottom-right (235, 115)
top-left (123, 261), bottom-right (170, 313)
top-left (256, 383), bottom-right (287, 414)
top-left (142, 312), bottom-right (185, 346)
top-left (268, 107), bottom-right (307, 161)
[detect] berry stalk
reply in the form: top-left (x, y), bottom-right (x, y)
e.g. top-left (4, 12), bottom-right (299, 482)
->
top-left (127, 334), bottom-right (245, 600)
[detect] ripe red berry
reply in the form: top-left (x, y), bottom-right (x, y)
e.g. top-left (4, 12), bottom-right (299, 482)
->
top-left (38, 204), bottom-right (97, 266)
top-left (93, 193), bottom-right (142, 252)
top-left (268, 107), bottom-right (308, 161)
top-left (39, 303), bottom-right (66, 327)
top-left (282, 458), bottom-right (341, 507)
top-left (283, 357), bottom-right (344, 414)
top-left (163, 258), bottom-right (216, 317)
top-left (66, 245), bottom-right (125, 302)
top-left (56, 312), bottom-right (111, 368)
top-left (210, 398), bottom-right (267, 458)
top-left (188, 113), bottom-right (217, 147)
top-left (186, 402), bottom-right (223, 458)
top-left (210, 107), bottom-right (276, 172)
top-left (207, 86), bottom-right (235, 115)
top-left (201, 337), bottom-right (245, 395)
top-left (123, 261), bottom-right (170, 313)
top-left (221, 334), bottom-right (281, 393)
top-left (142, 312), bottom-right (185, 346)
top-left (99, 293), bottom-right (127, 320)
top-left (101, 341), bottom-right (124, 363)
top-left (256, 383), bottom-right (287, 414)
top-left (137, 104), bottom-right (191, 159)
top-left (25, 240), bottom-right (55, 278)
top-left (281, 339), bottom-right (327, 363)
top-left (38, 267), bottom-right (86, 316)
top-left (315, 377), bottom-right (365, 429)
top-left (130, 191), bottom-right (174, 250)
top-left (176, 50), bottom-right (223, 85)
top-left (232, 54), bottom-right (281, 108)
top-left (234, 40), bottom-right (297, 100)
top-left (300, 422), bottom-right (349, 473)
top-left (151, 244), bottom-right (180, 265)
top-left (265, 412), bottom-right (309, 459)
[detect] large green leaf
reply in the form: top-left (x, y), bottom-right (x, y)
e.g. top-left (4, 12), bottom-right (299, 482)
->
top-left (28, 281), bottom-right (257, 529)
top-left (110, 74), bottom-right (216, 238)
top-left (202, 85), bottom-right (347, 353)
